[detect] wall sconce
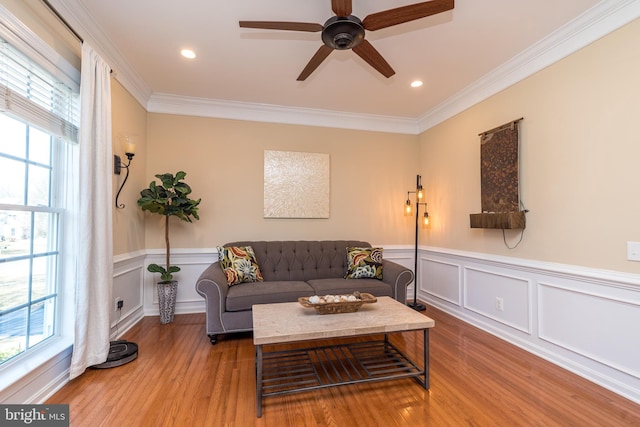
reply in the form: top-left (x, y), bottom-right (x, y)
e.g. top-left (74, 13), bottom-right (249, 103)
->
top-left (114, 136), bottom-right (136, 209)
top-left (404, 174), bottom-right (429, 312)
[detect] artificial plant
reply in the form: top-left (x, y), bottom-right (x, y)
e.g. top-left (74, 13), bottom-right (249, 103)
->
top-left (137, 171), bottom-right (201, 282)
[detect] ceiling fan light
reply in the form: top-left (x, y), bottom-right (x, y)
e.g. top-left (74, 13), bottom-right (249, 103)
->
top-left (334, 33), bottom-right (354, 49)
top-left (322, 16), bottom-right (365, 50)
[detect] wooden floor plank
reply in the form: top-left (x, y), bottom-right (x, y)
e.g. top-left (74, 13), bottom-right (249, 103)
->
top-left (47, 305), bottom-right (640, 426)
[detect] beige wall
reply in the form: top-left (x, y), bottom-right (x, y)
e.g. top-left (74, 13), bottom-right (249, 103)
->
top-left (145, 114), bottom-right (419, 250)
top-left (111, 79), bottom-right (147, 255)
top-left (418, 18), bottom-right (640, 273)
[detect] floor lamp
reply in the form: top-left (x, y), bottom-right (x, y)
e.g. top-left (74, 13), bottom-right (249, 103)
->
top-left (405, 174), bottom-right (428, 311)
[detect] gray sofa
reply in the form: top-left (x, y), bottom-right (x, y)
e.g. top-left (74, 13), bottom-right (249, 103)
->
top-left (195, 240), bottom-right (414, 344)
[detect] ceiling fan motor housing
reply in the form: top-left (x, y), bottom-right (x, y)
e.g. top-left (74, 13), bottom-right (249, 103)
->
top-left (322, 16), bottom-right (365, 50)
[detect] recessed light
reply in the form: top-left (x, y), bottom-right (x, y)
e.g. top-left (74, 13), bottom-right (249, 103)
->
top-left (410, 80), bottom-right (423, 88)
top-left (181, 49), bottom-right (196, 59)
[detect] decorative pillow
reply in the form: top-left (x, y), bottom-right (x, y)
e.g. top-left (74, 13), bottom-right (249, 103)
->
top-left (217, 246), bottom-right (264, 286)
top-left (344, 247), bottom-right (383, 280)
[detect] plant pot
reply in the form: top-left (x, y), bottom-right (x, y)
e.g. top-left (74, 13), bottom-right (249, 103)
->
top-left (157, 280), bottom-right (178, 324)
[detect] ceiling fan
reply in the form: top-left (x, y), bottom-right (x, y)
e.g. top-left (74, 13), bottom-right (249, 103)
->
top-left (239, 0), bottom-right (454, 81)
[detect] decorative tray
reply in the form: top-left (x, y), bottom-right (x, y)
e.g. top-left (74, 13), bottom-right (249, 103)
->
top-left (298, 292), bottom-right (377, 314)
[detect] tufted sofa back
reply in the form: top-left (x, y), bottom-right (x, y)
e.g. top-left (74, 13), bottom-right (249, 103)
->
top-left (223, 240), bottom-right (370, 282)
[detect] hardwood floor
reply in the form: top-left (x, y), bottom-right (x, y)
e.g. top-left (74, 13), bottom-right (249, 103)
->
top-left (47, 305), bottom-right (640, 426)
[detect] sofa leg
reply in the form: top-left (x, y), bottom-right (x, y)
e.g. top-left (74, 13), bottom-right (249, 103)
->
top-left (208, 334), bottom-right (218, 345)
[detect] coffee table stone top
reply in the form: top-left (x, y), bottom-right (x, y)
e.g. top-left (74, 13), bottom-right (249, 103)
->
top-left (253, 296), bottom-right (435, 345)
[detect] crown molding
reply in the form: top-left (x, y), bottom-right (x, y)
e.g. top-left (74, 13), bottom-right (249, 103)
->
top-left (416, 0), bottom-right (640, 133)
top-left (147, 93), bottom-right (420, 134)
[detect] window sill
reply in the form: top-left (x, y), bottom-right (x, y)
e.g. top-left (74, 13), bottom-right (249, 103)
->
top-left (0, 337), bottom-right (73, 401)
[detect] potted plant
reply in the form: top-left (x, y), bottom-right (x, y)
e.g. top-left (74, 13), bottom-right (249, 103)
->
top-left (137, 171), bottom-right (201, 324)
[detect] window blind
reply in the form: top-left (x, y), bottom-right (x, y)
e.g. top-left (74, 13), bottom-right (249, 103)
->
top-left (0, 38), bottom-right (79, 143)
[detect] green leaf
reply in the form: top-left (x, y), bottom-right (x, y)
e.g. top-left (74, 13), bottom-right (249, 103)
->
top-left (147, 264), bottom-right (166, 274)
top-left (158, 173), bottom-right (174, 188)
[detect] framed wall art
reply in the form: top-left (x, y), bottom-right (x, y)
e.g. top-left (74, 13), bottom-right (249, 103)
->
top-left (264, 150), bottom-right (330, 218)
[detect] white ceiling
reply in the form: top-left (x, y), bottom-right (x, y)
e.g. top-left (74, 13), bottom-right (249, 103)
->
top-left (50, 0), bottom-right (638, 133)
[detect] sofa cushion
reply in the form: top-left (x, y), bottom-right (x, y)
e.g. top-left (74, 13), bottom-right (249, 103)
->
top-left (344, 247), bottom-right (383, 280)
top-left (218, 246), bottom-right (264, 285)
top-left (226, 280), bottom-right (315, 312)
top-left (307, 278), bottom-right (393, 298)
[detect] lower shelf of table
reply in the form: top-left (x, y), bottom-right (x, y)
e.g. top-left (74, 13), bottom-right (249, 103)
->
top-left (258, 338), bottom-right (426, 398)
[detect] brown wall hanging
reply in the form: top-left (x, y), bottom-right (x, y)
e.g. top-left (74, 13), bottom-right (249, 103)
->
top-left (470, 118), bottom-right (526, 229)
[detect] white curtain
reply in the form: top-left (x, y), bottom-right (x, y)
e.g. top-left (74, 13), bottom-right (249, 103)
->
top-left (69, 43), bottom-right (113, 379)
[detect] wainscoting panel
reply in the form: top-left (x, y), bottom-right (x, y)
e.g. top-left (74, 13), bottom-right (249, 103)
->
top-left (381, 247), bottom-right (413, 269)
top-left (423, 258), bottom-right (461, 306)
top-left (113, 251), bottom-right (146, 338)
top-left (418, 247), bottom-right (640, 404)
top-left (539, 282), bottom-right (640, 379)
top-left (143, 250), bottom-right (217, 316)
top-left (463, 267), bottom-right (531, 333)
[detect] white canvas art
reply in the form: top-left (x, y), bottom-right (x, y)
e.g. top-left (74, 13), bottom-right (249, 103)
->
top-left (264, 150), bottom-right (330, 218)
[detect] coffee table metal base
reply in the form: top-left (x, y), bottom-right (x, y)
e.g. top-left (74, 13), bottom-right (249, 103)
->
top-left (255, 331), bottom-right (428, 417)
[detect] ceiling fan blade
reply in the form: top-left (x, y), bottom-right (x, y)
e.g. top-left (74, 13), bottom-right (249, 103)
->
top-left (297, 45), bottom-right (334, 81)
top-left (331, 0), bottom-right (352, 17)
top-left (352, 40), bottom-right (395, 78)
top-left (239, 21), bottom-right (323, 32)
top-left (362, 0), bottom-right (454, 31)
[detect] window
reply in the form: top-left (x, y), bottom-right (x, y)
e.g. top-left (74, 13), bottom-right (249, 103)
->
top-left (0, 37), bottom-right (79, 365)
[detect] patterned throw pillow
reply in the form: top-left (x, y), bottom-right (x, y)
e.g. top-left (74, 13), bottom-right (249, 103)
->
top-left (344, 247), bottom-right (383, 280)
top-left (218, 246), bottom-right (264, 286)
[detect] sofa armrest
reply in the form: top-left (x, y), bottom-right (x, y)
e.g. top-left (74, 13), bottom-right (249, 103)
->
top-left (381, 259), bottom-right (414, 304)
top-left (195, 262), bottom-right (229, 335)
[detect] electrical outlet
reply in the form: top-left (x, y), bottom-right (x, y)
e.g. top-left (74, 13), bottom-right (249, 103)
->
top-left (115, 298), bottom-right (123, 311)
top-left (627, 242), bottom-right (640, 261)
top-left (495, 297), bottom-right (504, 311)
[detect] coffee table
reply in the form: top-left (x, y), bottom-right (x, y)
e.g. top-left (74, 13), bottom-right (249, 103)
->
top-left (252, 296), bottom-right (435, 417)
